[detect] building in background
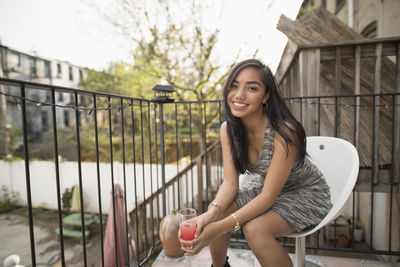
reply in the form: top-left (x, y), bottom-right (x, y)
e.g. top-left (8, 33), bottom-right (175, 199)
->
top-left (302, 0), bottom-right (400, 39)
top-left (0, 44), bottom-right (87, 155)
top-left (276, 0), bottom-right (400, 82)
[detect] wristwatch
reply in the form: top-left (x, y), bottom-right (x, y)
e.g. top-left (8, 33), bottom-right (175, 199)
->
top-left (231, 213), bottom-right (241, 231)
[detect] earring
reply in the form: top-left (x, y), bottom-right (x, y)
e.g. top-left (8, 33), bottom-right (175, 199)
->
top-left (262, 102), bottom-right (268, 110)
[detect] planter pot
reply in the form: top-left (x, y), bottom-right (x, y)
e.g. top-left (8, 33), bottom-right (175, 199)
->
top-left (353, 228), bottom-right (363, 242)
top-left (337, 232), bottom-right (352, 247)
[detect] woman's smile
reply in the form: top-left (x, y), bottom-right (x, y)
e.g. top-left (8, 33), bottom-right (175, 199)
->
top-left (232, 101), bottom-right (248, 109)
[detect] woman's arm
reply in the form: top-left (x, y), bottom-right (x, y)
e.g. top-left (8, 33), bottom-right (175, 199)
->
top-left (197, 122), bottom-right (239, 224)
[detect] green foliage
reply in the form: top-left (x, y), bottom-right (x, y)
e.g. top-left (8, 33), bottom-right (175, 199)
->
top-left (348, 217), bottom-right (362, 229)
top-left (80, 67), bottom-right (122, 95)
top-left (0, 185), bottom-right (20, 214)
top-left (32, 206), bottom-right (58, 220)
top-left (80, 62), bottom-right (160, 99)
top-left (62, 187), bottom-right (73, 211)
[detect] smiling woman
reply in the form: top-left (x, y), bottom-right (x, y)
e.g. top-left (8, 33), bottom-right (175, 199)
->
top-left (178, 59), bottom-right (332, 267)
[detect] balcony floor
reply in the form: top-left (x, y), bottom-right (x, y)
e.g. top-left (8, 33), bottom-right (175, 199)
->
top-left (152, 247), bottom-right (399, 267)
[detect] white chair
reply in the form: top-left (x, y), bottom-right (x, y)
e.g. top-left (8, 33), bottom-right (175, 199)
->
top-left (284, 136), bottom-right (359, 267)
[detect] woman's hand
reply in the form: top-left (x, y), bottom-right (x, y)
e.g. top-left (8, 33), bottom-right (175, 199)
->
top-left (179, 210), bottom-right (220, 255)
top-left (193, 210), bottom-right (216, 238)
top-left (180, 221), bottom-right (220, 256)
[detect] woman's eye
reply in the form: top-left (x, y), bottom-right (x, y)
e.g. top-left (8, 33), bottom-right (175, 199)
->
top-left (248, 87), bottom-right (257, 91)
top-left (230, 84), bottom-right (238, 90)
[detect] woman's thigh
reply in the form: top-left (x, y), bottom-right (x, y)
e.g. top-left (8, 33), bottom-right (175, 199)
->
top-left (243, 210), bottom-right (295, 239)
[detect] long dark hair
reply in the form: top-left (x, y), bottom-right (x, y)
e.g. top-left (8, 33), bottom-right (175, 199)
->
top-left (223, 59), bottom-right (306, 174)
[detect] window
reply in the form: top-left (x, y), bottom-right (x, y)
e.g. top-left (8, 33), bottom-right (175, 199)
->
top-left (63, 110), bottom-right (70, 127)
top-left (41, 111), bottom-right (48, 131)
top-left (79, 69), bottom-right (83, 82)
top-left (361, 21), bottom-right (377, 39)
top-left (45, 91), bottom-right (51, 102)
top-left (58, 92), bottom-right (64, 102)
top-left (44, 61), bottom-right (51, 78)
top-left (80, 95), bottom-right (86, 105)
top-left (31, 92), bottom-right (39, 101)
top-left (30, 57), bottom-right (37, 77)
top-left (8, 52), bottom-right (21, 71)
top-left (69, 66), bottom-right (73, 81)
top-left (57, 63), bottom-right (62, 77)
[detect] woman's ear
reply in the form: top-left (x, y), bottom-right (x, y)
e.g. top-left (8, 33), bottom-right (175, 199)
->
top-left (263, 91), bottom-right (270, 104)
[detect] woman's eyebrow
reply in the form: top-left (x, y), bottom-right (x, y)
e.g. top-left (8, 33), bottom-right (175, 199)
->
top-left (247, 81), bottom-right (262, 86)
top-left (232, 80), bottom-right (261, 86)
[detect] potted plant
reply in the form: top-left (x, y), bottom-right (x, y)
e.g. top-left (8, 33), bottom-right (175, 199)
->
top-left (348, 217), bottom-right (363, 242)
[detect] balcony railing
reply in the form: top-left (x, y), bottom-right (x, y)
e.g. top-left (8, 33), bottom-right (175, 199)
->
top-left (1, 71), bottom-right (399, 266)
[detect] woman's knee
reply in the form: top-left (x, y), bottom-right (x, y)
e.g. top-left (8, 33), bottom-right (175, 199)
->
top-left (242, 218), bottom-right (275, 248)
top-left (242, 211), bottom-right (293, 249)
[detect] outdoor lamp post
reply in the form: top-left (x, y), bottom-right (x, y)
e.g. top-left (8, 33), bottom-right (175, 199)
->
top-left (152, 84), bottom-right (175, 218)
top-left (152, 84), bottom-right (175, 103)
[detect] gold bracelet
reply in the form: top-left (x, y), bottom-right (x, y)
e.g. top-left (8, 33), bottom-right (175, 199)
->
top-left (231, 213), bottom-right (241, 231)
top-left (208, 201), bottom-right (223, 218)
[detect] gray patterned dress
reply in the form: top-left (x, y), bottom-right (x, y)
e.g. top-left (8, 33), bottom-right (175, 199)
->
top-left (234, 121), bottom-right (332, 232)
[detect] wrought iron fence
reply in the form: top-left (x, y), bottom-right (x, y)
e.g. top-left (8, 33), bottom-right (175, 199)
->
top-left (0, 77), bottom-right (399, 266)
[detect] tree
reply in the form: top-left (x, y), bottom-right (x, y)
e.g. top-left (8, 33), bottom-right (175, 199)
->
top-left (88, 0), bottom-right (242, 153)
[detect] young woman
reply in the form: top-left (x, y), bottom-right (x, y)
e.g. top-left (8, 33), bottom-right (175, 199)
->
top-left (180, 59), bottom-right (332, 267)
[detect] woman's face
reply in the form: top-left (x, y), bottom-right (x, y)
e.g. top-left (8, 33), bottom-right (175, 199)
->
top-left (227, 67), bottom-right (269, 119)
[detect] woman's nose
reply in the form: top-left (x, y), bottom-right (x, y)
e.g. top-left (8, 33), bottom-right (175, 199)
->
top-left (235, 87), bottom-right (245, 99)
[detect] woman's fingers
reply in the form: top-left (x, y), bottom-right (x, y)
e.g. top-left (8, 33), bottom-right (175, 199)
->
top-left (194, 223), bottom-right (202, 238)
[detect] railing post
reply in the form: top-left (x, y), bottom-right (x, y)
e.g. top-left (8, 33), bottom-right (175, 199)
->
top-left (159, 103), bottom-right (167, 218)
top-left (152, 85), bottom-right (175, 217)
top-left (197, 157), bottom-right (204, 212)
top-left (394, 42), bottom-right (400, 191)
top-left (299, 48), bottom-right (320, 136)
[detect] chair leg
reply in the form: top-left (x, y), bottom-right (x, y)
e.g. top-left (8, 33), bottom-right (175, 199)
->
top-left (295, 236), bottom-right (305, 267)
top-left (294, 236), bottom-right (322, 267)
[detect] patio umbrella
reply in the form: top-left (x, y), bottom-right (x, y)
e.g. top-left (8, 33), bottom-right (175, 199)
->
top-left (104, 184), bottom-right (136, 267)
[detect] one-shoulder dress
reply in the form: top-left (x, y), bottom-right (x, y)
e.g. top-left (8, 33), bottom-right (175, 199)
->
top-left (234, 122), bottom-right (333, 232)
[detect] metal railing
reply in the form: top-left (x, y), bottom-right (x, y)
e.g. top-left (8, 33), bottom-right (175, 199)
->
top-left (1, 76), bottom-right (400, 266)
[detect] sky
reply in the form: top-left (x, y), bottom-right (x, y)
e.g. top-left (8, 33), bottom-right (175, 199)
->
top-left (0, 0), bottom-right (302, 72)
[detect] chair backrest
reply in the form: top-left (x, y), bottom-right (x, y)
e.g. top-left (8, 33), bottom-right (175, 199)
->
top-left (290, 136), bottom-right (359, 236)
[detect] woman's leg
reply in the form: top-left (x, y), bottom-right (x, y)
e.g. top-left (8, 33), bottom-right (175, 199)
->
top-left (209, 201), bottom-right (238, 267)
top-left (242, 210), bottom-right (295, 267)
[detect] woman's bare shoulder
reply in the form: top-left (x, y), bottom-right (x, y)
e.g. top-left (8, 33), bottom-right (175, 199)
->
top-left (220, 122), bottom-right (229, 143)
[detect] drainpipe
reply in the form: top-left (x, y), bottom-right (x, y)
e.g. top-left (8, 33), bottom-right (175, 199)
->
top-left (378, 0), bottom-right (384, 38)
top-left (347, 0), bottom-right (354, 28)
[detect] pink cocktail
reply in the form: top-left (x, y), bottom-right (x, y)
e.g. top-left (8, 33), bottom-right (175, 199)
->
top-left (180, 219), bottom-right (197, 241)
top-left (178, 207), bottom-right (197, 267)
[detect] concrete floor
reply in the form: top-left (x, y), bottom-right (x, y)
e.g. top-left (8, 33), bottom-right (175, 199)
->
top-left (0, 213), bottom-right (81, 266)
top-left (152, 247), bottom-right (400, 267)
top-left (1, 212), bottom-right (398, 267)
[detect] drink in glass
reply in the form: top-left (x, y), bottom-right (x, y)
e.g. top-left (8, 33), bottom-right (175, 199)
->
top-left (178, 208), bottom-right (197, 267)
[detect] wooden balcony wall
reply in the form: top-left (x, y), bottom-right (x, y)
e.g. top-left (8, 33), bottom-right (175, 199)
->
top-left (278, 38), bottom-right (400, 194)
